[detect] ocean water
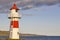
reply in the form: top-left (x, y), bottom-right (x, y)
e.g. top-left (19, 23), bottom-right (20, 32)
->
top-left (0, 36), bottom-right (60, 40)
top-left (20, 36), bottom-right (60, 40)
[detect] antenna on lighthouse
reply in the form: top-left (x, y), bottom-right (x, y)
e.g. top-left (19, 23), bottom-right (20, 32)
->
top-left (8, 3), bottom-right (21, 40)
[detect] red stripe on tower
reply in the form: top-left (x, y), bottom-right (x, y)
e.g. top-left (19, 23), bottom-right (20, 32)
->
top-left (10, 21), bottom-right (19, 28)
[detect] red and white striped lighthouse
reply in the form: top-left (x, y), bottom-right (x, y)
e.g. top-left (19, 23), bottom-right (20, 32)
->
top-left (8, 3), bottom-right (21, 40)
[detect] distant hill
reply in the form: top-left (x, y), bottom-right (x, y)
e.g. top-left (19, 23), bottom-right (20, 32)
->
top-left (0, 31), bottom-right (46, 36)
top-left (0, 31), bottom-right (9, 36)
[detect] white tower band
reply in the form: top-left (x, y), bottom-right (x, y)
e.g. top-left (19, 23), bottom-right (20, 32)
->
top-left (8, 3), bottom-right (21, 40)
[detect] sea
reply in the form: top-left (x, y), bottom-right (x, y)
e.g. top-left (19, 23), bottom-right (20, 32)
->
top-left (0, 36), bottom-right (60, 40)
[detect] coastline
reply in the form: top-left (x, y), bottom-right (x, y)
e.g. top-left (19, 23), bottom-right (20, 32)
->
top-left (0, 31), bottom-right (41, 36)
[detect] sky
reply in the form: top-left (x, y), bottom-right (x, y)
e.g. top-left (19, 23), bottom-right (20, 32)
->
top-left (0, 0), bottom-right (60, 36)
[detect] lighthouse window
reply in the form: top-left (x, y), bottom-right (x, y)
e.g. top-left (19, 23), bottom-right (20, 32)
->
top-left (16, 10), bottom-right (18, 12)
top-left (17, 32), bottom-right (19, 35)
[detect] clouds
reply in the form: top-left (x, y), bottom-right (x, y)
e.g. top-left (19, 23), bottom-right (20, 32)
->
top-left (0, 0), bottom-right (60, 13)
top-left (0, 0), bottom-right (60, 8)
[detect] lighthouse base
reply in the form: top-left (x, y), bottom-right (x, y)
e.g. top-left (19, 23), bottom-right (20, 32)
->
top-left (8, 39), bottom-right (21, 40)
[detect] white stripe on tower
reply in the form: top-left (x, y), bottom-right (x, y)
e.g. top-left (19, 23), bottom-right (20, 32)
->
top-left (8, 3), bottom-right (20, 39)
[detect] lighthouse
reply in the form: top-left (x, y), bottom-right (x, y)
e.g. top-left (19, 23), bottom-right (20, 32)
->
top-left (8, 3), bottom-right (21, 40)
